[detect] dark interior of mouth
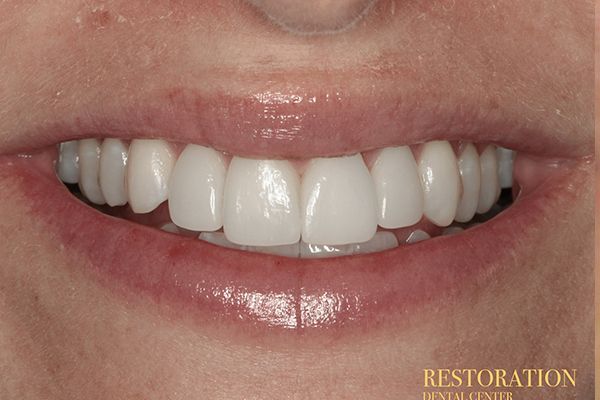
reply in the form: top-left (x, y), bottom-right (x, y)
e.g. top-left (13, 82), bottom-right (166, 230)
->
top-left (55, 138), bottom-right (517, 258)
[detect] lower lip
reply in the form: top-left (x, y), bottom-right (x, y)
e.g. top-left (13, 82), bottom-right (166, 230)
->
top-left (0, 151), bottom-right (584, 342)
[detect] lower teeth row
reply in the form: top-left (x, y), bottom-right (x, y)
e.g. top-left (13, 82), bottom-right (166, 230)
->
top-left (57, 138), bottom-right (515, 256)
top-left (159, 223), bottom-right (484, 258)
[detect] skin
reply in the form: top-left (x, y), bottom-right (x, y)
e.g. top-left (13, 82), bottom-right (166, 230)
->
top-left (0, 1), bottom-right (594, 399)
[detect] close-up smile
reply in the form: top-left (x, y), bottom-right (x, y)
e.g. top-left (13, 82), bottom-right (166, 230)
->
top-left (0, 1), bottom-right (593, 397)
top-left (2, 91), bottom-right (588, 333)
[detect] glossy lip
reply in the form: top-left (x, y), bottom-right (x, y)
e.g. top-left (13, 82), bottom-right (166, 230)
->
top-left (0, 144), bottom-right (588, 341)
top-left (1, 86), bottom-right (590, 160)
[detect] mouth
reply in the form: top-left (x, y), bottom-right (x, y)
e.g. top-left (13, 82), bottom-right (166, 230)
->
top-left (0, 86), bottom-right (589, 339)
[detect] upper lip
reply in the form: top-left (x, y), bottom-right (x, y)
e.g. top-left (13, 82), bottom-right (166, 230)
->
top-left (2, 83), bottom-right (592, 160)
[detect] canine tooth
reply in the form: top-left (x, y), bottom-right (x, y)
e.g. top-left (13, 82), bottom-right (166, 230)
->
top-left (477, 145), bottom-right (501, 214)
top-left (405, 229), bottom-right (430, 243)
top-left (168, 145), bottom-right (226, 231)
top-left (99, 139), bottom-right (128, 206)
top-left (352, 231), bottom-right (399, 254)
top-left (127, 139), bottom-right (175, 214)
top-left (370, 146), bottom-right (423, 228)
top-left (301, 154), bottom-right (378, 245)
top-left (417, 141), bottom-right (460, 227)
top-left (223, 157), bottom-right (301, 246)
top-left (78, 139), bottom-right (105, 205)
top-left (455, 143), bottom-right (481, 223)
top-left (57, 141), bottom-right (79, 184)
top-left (497, 147), bottom-right (515, 188)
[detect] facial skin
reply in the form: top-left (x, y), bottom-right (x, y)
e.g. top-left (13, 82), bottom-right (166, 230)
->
top-left (0, 1), bottom-right (594, 399)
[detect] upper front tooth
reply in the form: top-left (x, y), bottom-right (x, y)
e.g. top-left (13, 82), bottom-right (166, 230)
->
top-left (127, 139), bottom-right (175, 214)
top-left (78, 139), bottom-right (106, 205)
top-left (455, 143), bottom-right (481, 223)
top-left (497, 147), bottom-right (515, 189)
top-left (301, 154), bottom-right (378, 245)
top-left (168, 144), bottom-right (226, 231)
top-left (477, 144), bottom-right (501, 214)
top-left (370, 146), bottom-right (424, 228)
top-left (99, 139), bottom-right (128, 207)
top-left (417, 140), bottom-right (461, 227)
top-left (57, 140), bottom-right (79, 184)
top-left (223, 157), bottom-right (301, 246)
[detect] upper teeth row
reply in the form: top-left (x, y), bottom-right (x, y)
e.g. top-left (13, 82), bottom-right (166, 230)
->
top-left (57, 139), bottom-right (514, 246)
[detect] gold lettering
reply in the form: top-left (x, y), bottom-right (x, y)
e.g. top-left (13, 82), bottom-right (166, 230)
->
top-left (544, 369), bottom-right (561, 387)
top-left (536, 369), bottom-right (544, 387)
top-left (425, 369), bottom-right (436, 387)
top-left (563, 369), bottom-right (576, 387)
top-left (495, 369), bottom-right (507, 388)
top-left (451, 369), bottom-right (463, 387)
top-left (439, 369), bottom-right (451, 388)
top-left (508, 370), bottom-right (523, 387)
top-left (477, 369), bottom-right (494, 388)
top-left (464, 369), bottom-right (476, 387)
top-left (522, 369), bottom-right (534, 387)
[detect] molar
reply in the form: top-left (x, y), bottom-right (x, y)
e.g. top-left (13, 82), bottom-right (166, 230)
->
top-left (477, 145), bottom-right (501, 214)
top-left (57, 140), bottom-right (79, 184)
top-left (78, 139), bottom-right (106, 205)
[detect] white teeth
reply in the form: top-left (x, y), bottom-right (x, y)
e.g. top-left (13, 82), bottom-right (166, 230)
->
top-left (301, 232), bottom-right (398, 258)
top-left (199, 232), bottom-right (301, 257)
top-left (62, 136), bottom-right (515, 256)
top-left (78, 139), bottom-right (105, 205)
top-left (477, 145), bottom-right (501, 214)
top-left (201, 231), bottom-right (398, 258)
top-left (417, 141), bottom-right (461, 227)
top-left (160, 222), bottom-right (180, 234)
top-left (370, 146), bottom-right (424, 228)
top-left (250, 243), bottom-right (301, 257)
top-left (168, 145), bottom-right (226, 231)
top-left (351, 231), bottom-right (399, 254)
top-left (300, 242), bottom-right (354, 258)
top-left (497, 147), bottom-right (515, 189)
top-left (405, 229), bottom-right (431, 244)
top-left (454, 143), bottom-right (481, 223)
top-left (223, 157), bottom-right (301, 246)
top-left (442, 226), bottom-right (464, 235)
top-left (127, 139), bottom-right (175, 214)
top-left (57, 141), bottom-right (80, 184)
top-left (301, 154), bottom-right (378, 245)
top-left (99, 139), bottom-right (128, 206)
top-left (199, 232), bottom-right (244, 250)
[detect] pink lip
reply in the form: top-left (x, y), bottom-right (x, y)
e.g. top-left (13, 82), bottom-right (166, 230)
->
top-left (0, 147), bottom-right (586, 340)
top-left (2, 87), bottom-right (590, 159)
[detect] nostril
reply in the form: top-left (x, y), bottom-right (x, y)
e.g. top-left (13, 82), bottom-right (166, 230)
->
top-left (247, 0), bottom-right (378, 35)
